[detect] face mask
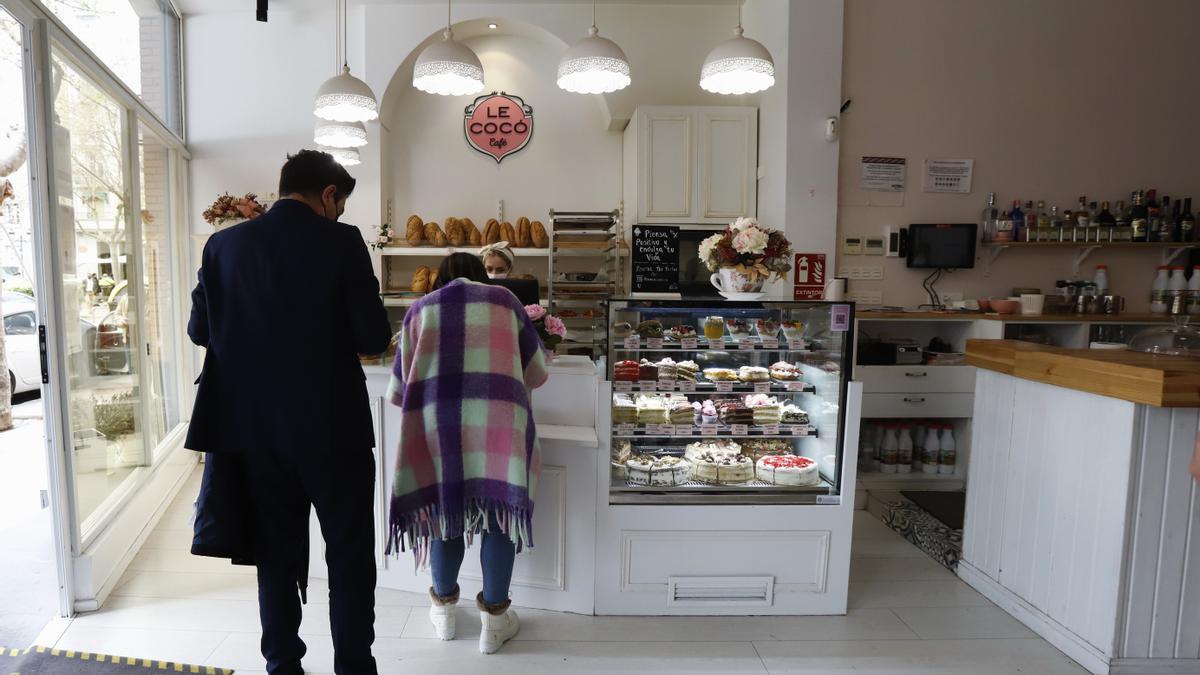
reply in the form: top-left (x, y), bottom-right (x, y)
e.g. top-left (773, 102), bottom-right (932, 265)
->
top-left (487, 271), bottom-right (509, 280)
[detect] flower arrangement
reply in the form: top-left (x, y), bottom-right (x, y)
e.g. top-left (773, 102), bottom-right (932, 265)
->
top-left (698, 217), bottom-right (793, 282)
top-left (525, 304), bottom-right (567, 350)
top-left (203, 192), bottom-right (267, 228)
top-left (369, 223), bottom-right (397, 250)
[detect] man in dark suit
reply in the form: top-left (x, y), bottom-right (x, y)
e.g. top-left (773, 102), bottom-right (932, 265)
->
top-left (188, 150), bottom-right (392, 675)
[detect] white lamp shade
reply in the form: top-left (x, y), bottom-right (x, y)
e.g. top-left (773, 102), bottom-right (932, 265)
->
top-left (314, 120), bottom-right (368, 149)
top-left (700, 27), bottom-right (775, 95)
top-left (557, 27), bottom-right (631, 94)
top-left (314, 65), bottom-right (379, 122)
top-left (325, 146), bottom-right (361, 167)
top-left (413, 30), bottom-right (485, 96)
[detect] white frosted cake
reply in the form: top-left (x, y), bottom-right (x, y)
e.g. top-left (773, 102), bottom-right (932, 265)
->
top-left (684, 440), bottom-right (742, 463)
top-left (690, 452), bottom-right (754, 484)
top-left (755, 455), bottom-right (819, 486)
top-left (626, 455), bottom-right (691, 487)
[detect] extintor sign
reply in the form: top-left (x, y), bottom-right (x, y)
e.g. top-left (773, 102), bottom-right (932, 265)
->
top-left (464, 92), bottom-right (533, 164)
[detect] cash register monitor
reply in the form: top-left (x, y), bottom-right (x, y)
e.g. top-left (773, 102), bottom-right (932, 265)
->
top-left (906, 223), bottom-right (977, 269)
top-left (487, 277), bottom-right (540, 306)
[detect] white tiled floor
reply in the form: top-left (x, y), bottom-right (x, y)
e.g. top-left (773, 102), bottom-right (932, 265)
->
top-left (47, 469), bottom-right (1088, 674)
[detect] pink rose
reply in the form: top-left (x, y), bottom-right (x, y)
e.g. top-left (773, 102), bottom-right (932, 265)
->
top-left (544, 314), bottom-right (567, 338)
top-left (525, 304), bottom-right (546, 321)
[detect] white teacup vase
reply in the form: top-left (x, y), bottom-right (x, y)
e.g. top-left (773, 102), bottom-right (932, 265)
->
top-left (710, 267), bottom-right (765, 299)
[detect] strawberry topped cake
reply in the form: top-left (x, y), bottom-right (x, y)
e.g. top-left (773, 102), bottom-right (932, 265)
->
top-left (755, 455), bottom-right (819, 486)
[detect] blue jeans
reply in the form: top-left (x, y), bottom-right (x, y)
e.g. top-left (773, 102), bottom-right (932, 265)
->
top-left (430, 512), bottom-right (516, 605)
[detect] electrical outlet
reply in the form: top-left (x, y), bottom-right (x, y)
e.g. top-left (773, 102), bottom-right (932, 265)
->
top-left (939, 291), bottom-right (964, 304)
top-left (847, 290), bottom-right (883, 306)
top-left (843, 266), bottom-right (884, 281)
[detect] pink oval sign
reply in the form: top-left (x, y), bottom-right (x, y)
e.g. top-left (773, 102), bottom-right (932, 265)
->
top-left (464, 92), bottom-right (533, 164)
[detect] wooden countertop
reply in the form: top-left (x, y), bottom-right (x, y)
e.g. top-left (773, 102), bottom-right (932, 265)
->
top-left (859, 310), bottom-right (1174, 322)
top-left (966, 339), bottom-right (1200, 407)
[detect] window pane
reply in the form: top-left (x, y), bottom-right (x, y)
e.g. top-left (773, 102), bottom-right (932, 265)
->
top-left (43, 1), bottom-right (182, 134)
top-left (137, 123), bottom-right (180, 453)
top-left (52, 48), bottom-right (147, 530)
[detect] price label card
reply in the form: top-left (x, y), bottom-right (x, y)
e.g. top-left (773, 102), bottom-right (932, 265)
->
top-left (754, 382), bottom-right (771, 393)
top-left (647, 338), bottom-right (664, 350)
top-left (785, 381), bottom-right (807, 392)
top-left (730, 424), bottom-right (749, 435)
top-left (675, 425), bottom-right (694, 436)
top-left (738, 339), bottom-right (755, 351)
top-left (707, 339), bottom-right (723, 349)
top-left (761, 424), bottom-right (780, 435)
top-left (680, 338), bottom-right (698, 350)
top-left (623, 336), bottom-right (640, 349)
top-left (790, 425), bottom-right (810, 436)
top-left (716, 382), bottom-right (734, 392)
top-left (677, 380), bottom-right (696, 392)
top-left (761, 338), bottom-right (780, 349)
top-left (614, 381), bottom-right (633, 392)
top-left (644, 424), bottom-right (664, 435)
top-left (638, 380), bottom-right (657, 391)
top-left (700, 424), bottom-right (718, 436)
top-left (788, 339), bottom-right (806, 350)
top-left (617, 423), bottom-right (635, 435)
top-left (658, 378), bottom-right (675, 389)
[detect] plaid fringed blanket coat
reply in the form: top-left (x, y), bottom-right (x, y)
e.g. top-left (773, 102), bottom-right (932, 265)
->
top-left (386, 279), bottom-right (550, 567)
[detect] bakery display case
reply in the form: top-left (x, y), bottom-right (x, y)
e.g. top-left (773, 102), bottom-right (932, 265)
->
top-left (605, 299), bottom-right (854, 504)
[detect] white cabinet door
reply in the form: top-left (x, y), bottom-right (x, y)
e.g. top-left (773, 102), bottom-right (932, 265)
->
top-left (639, 110), bottom-right (694, 222)
top-left (698, 108), bottom-right (757, 222)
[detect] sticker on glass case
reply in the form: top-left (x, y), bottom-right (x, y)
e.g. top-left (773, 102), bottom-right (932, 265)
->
top-left (831, 304), bottom-right (851, 331)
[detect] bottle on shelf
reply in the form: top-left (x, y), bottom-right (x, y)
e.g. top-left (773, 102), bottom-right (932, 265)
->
top-left (1036, 200), bottom-right (1050, 242)
top-left (1094, 265), bottom-right (1109, 296)
top-left (1073, 196), bottom-right (1090, 242)
top-left (1168, 266), bottom-right (1188, 315)
top-left (880, 425), bottom-right (898, 474)
top-left (1096, 201), bottom-right (1116, 243)
top-left (1088, 201), bottom-right (1100, 242)
top-left (1182, 198), bottom-right (1196, 243)
top-left (981, 191), bottom-right (999, 243)
top-left (1023, 200), bottom-right (1037, 242)
top-left (921, 426), bottom-right (940, 475)
top-left (912, 422), bottom-right (927, 471)
top-left (1151, 266), bottom-right (1170, 313)
top-left (1131, 191), bottom-right (1149, 242)
top-left (994, 209), bottom-right (1014, 243)
top-left (1146, 189), bottom-right (1161, 241)
top-left (897, 425), bottom-right (914, 475)
top-left (859, 425), bottom-right (876, 473)
top-left (1010, 201), bottom-right (1024, 242)
top-left (1156, 196), bottom-right (1175, 243)
top-left (938, 425), bottom-right (957, 475)
top-left (1188, 266), bottom-right (1200, 315)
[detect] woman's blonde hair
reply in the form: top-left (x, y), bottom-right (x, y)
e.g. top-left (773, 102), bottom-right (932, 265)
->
top-left (478, 242), bottom-right (515, 268)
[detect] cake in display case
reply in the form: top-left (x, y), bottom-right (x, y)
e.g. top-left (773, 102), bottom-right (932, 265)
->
top-left (606, 299), bottom-right (854, 504)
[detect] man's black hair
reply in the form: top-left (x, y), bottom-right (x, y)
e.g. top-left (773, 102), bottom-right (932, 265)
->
top-left (434, 252), bottom-right (489, 289)
top-left (278, 149), bottom-right (356, 200)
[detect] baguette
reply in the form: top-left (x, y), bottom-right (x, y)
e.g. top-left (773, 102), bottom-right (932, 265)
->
top-left (500, 221), bottom-right (516, 245)
top-left (515, 216), bottom-right (532, 247)
top-left (530, 220), bottom-right (549, 248)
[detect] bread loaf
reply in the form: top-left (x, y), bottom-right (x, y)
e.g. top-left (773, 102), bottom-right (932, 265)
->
top-left (446, 218), bottom-right (466, 246)
top-left (530, 220), bottom-right (548, 248)
top-left (406, 215), bottom-right (424, 246)
top-left (463, 218), bottom-right (481, 246)
top-left (500, 221), bottom-right (516, 244)
top-left (411, 266), bottom-right (431, 293)
top-left (515, 217), bottom-right (532, 247)
top-left (424, 222), bottom-right (447, 247)
top-left (429, 268), bottom-right (440, 289)
top-left (483, 219), bottom-right (501, 245)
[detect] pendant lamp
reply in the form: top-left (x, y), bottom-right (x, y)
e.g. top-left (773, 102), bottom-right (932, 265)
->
top-left (556, 0), bottom-right (630, 94)
top-left (314, 120), bottom-right (367, 148)
top-left (413, 0), bottom-right (485, 96)
top-left (314, 0), bottom-right (378, 122)
top-left (326, 147), bottom-right (361, 167)
top-left (700, 0), bottom-right (775, 95)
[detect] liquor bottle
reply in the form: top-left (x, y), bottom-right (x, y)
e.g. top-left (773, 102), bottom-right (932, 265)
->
top-left (1049, 205), bottom-right (1064, 242)
top-left (1010, 200), bottom-right (1024, 242)
top-left (1169, 199), bottom-right (1182, 242)
top-left (1024, 200), bottom-right (1036, 242)
top-left (1131, 190), bottom-right (1149, 242)
top-left (1096, 200), bottom-right (1116, 242)
top-left (1181, 197), bottom-right (1195, 243)
top-left (1073, 196), bottom-right (1090, 242)
top-left (1155, 196), bottom-right (1174, 242)
top-left (1114, 199), bottom-right (1130, 241)
top-left (1147, 189), bottom-right (1161, 241)
top-left (981, 191), bottom-right (998, 242)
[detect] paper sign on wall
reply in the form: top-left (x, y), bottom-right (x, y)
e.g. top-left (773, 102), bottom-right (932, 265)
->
top-left (793, 253), bottom-right (826, 300)
top-left (860, 156), bottom-right (906, 192)
top-left (923, 159), bottom-right (974, 194)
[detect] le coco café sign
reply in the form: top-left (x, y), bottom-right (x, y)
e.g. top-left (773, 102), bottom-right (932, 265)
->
top-left (464, 92), bottom-right (533, 163)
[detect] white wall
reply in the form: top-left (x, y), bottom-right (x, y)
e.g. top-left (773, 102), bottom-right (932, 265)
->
top-left (838, 0), bottom-right (1200, 312)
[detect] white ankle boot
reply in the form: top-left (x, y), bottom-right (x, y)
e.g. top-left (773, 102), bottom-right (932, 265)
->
top-left (429, 587), bottom-right (459, 641)
top-left (477, 593), bottom-right (519, 654)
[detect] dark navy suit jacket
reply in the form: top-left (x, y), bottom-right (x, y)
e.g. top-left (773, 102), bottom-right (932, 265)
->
top-left (185, 199), bottom-right (392, 456)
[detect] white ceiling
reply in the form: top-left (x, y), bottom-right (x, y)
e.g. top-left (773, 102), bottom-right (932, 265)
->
top-left (176, 0), bottom-right (733, 17)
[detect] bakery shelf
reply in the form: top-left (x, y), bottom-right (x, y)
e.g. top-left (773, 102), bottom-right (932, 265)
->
top-left (612, 381), bottom-right (816, 394)
top-left (377, 246), bottom-right (551, 257)
top-left (857, 472), bottom-right (964, 492)
top-left (611, 425), bottom-right (818, 439)
top-left (614, 337), bottom-right (810, 352)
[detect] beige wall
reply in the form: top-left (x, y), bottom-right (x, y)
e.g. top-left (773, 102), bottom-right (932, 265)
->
top-left (837, 0), bottom-right (1200, 312)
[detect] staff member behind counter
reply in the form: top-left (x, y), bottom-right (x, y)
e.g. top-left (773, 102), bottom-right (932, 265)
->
top-left (479, 242), bottom-right (539, 306)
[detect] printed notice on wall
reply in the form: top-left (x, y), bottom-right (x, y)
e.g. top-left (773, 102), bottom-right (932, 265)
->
top-left (923, 159), bottom-right (974, 194)
top-left (860, 156), bottom-right (906, 192)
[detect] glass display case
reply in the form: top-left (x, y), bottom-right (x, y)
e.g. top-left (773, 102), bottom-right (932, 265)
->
top-left (606, 299), bottom-right (855, 504)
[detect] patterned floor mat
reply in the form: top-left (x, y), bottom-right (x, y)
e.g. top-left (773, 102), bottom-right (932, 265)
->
top-left (880, 497), bottom-right (963, 571)
top-left (0, 645), bottom-right (233, 674)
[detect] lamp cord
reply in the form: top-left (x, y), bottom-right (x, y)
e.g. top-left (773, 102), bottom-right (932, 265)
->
top-left (341, 0), bottom-right (347, 69)
top-left (737, 0), bottom-right (742, 29)
top-left (592, 0), bottom-right (597, 29)
top-left (448, 0), bottom-right (452, 30)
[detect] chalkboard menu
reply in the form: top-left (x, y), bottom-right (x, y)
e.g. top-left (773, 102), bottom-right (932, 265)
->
top-left (631, 225), bottom-right (680, 293)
